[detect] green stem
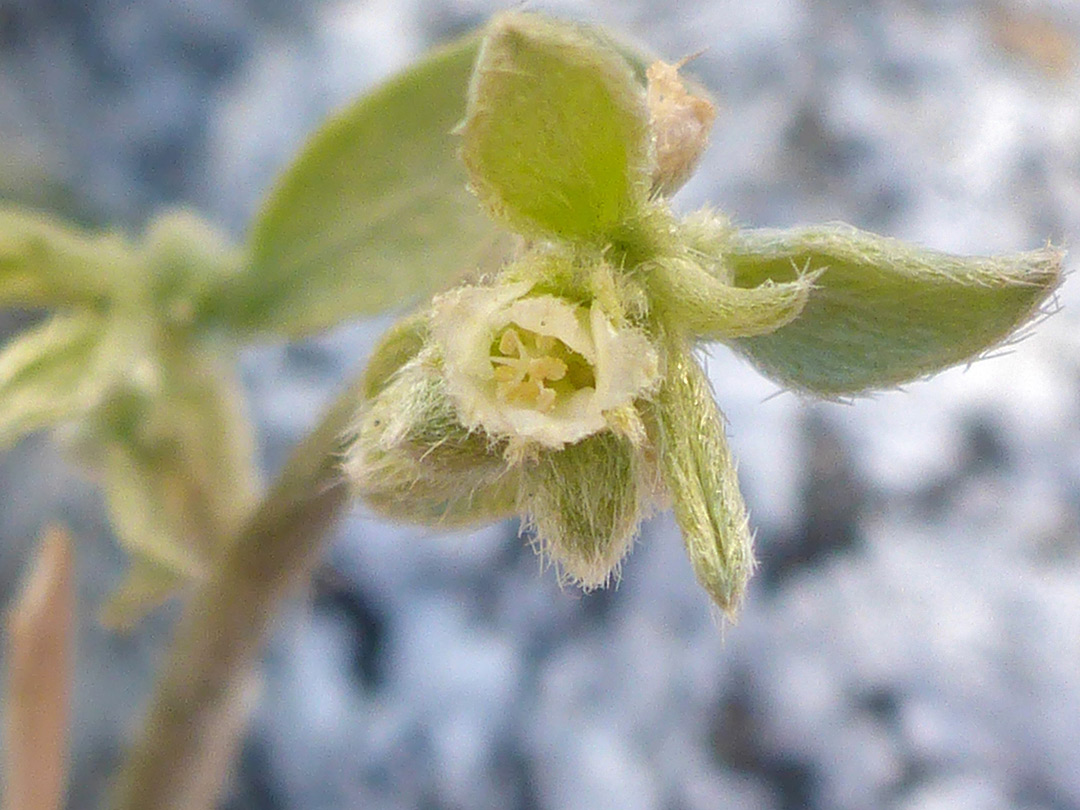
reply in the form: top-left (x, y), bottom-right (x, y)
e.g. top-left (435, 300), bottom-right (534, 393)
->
top-left (110, 375), bottom-right (364, 810)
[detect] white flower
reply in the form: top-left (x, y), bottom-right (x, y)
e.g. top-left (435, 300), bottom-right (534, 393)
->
top-left (430, 282), bottom-right (659, 448)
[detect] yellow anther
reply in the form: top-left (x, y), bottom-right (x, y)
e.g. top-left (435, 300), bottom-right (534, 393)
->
top-left (492, 363), bottom-right (520, 382)
top-left (498, 328), bottom-right (524, 356)
top-left (491, 325), bottom-right (584, 413)
top-left (529, 356), bottom-right (567, 381)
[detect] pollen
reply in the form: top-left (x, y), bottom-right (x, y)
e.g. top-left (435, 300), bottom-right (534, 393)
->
top-left (491, 326), bottom-right (593, 412)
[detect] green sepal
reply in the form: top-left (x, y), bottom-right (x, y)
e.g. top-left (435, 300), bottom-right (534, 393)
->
top-left (522, 431), bottom-right (653, 589)
top-left (346, 354), bottom-right (520, 528)
top-left (723, 225), bottom-right (1063, 395)
top-left (0, 204), bottom-right (134, 308)
top-left (647, 255), bottom-right (818, 340)
top-left (360, 312), bottom-right (429, 401)
top-left (0, 313), bottom-right (108, 449)
top-left (99, 440), bottom-right (211, 580)
top-left (460, 12), bottom-right (651, 242)
top-left (362, 472), bottom-right (520, 529)
top-left (645, 334), bottom-right (754, 615)
top-left (224, 32), bottom-right (511, 338)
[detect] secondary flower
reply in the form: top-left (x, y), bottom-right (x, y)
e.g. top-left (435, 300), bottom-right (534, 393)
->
top-left (345, 12), bottom-right (1062, 615)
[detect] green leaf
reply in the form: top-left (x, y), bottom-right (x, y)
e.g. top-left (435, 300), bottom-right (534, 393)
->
top-left (95, 345), bottom-right (259, 617)
top-left (225, 32), bottom-right (511, 338)
top-left (0, 313), bottom-right (106, 448)
top-left (723, 225), bottom-right (1063, 395)
top-left (645, 333), bottom-right (754, 615)
top-left (522, 431), bottom-right (651, 589)
top-left (460, 12), bottom-right (651, 242)
top-left (0, 204), bottom-right (135, 308)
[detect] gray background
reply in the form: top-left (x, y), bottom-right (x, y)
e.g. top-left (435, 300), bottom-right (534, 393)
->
top-left (2, 1), bottom-right (1080, 808)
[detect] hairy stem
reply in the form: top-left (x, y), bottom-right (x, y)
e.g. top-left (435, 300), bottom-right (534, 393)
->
top-left (111, 376), bottom-right (364, 810)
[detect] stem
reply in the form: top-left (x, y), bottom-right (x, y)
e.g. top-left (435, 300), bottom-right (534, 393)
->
top-left (111, 376), bottom-right (364, 810)
top-left (4, 526), bottom-right (74, 810)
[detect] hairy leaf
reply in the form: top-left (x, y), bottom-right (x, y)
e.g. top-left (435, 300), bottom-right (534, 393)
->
top-left (723, 225), bottom-right (1063, 395)
top-left (228, 33), bottom-right (510, 337)
top-left (0, 313), bottom-right (105, 448)
top-left (0, 204), bottom-right (134, 308)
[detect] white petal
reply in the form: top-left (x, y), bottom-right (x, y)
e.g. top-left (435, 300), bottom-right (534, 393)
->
top-left (591, 305), bottom-right (660, 411)
top-left (501, 295), bottom-right (597, 362)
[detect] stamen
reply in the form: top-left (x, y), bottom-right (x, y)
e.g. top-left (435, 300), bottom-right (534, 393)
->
top-left (490, 325), bottom-right (587, 413)
top-left (529, 356), bottom-right (567, 381)
top-left (499, 328), bottom-right (524, 356)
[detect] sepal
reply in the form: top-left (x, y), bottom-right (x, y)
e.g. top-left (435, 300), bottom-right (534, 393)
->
top-left (0, 204), bottom-right (133, 308)
top-left (645, 334), bottom-right (754, 615)
top-left (647, 253), bottom-right (818, 340)
top-left (346, 353), bottom-right (520, 528)
top-left (521, 431), bottom-right (655, 589)
top-left (460, 12), bottom-right (651, 242)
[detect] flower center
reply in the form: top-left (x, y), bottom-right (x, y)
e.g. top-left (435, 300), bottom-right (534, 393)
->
top-left (490, 326), bottom-right (595, 412)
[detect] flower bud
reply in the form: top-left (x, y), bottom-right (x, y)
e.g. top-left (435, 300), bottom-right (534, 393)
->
top-left (346, 350), bottom-right (520, 527)
top-left (647, 58), bottom-right (716, 197)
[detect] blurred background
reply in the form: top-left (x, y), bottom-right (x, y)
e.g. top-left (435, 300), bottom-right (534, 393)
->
top-left (2, 0), bottom-right (1080, 808)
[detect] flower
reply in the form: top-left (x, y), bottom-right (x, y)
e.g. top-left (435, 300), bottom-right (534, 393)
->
top-left (345, 12), bottom-right (1062, 615)
top-left (348, 266), bottom-right (667, 590)
top-left (430, 281), bottom-right (659, 450)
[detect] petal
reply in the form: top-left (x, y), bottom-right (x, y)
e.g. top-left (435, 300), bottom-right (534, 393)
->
top-left (431, 281), bottom-right (534, 382)
top-left (503, 295), bottom-right (597, 362)
top-left (590, 303), bottom-right (660, 409)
